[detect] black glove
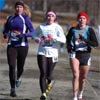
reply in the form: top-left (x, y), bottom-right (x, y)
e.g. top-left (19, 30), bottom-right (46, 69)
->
top-left (79, 34), bottom-right (87, 42)
top-left (3, 35), bottom-right (7, 39)
top-left (17, 34), bottom-right (25, 38)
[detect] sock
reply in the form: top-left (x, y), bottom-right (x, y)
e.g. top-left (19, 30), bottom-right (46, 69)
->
top-left (78, 91), bottom-right (83, 98)
top-left (73, 97), bottom-right (78, 100)
top-left (17, 78), bottom-right (22, 81)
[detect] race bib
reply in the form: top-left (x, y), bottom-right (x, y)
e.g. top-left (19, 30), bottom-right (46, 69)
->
top-left (52, 57), bottom-right (58, 63)
top-left (42, 40), bottom-right (53, 47)
top-left (68, 52), bottom-right (76, 58)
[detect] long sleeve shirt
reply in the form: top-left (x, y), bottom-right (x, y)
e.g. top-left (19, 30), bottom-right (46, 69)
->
top-left (32, 23), bottom-right (66, 57)
top-left (3, 13), bottom-right (34, 47)
top-left (66, 25), bottom-right (98, 53)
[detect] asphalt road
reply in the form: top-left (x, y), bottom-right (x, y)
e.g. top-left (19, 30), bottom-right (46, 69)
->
top-left (0, 41), bottom-right (100, 100)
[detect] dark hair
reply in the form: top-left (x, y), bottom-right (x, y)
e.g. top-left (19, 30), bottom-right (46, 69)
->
top-left (14, 1), bottom-right (31, 17)
top-left (15, 1), bottom-right (24, 8)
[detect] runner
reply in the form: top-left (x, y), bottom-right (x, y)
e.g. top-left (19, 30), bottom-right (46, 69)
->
top-left (66, 11), bottom-right (98, 100)
top-left (32, 10), bottom-right (66, 100)
top-left (3, 1), bottom-right (34, 97)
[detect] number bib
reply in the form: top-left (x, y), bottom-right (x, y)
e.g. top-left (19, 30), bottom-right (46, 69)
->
top-left (42, 40), bottom-right (53, 47)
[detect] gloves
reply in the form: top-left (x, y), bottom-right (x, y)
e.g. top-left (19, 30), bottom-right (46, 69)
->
top-left (41, 34), bottom-right (53, 41)
top-left (17, 34), bottom-right (25, 38)
top-left (48, 34), bottom-right (53, 40)
top-left (79, 34), bottom-right (87, 42)
top-left (3, 35), bottom-right (7, 39)
top-left (35, 38), bottom-right (41, 43)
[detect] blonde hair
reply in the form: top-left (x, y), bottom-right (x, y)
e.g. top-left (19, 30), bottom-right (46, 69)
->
top-left (24, 4), bottom-right (31, 18)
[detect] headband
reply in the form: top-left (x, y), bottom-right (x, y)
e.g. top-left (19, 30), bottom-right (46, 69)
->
top-left (46, 11), bottom-right (56, 18)
top-left (77, 12), bottom-right (88, 20)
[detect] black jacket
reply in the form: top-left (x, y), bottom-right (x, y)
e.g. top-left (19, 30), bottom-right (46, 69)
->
top-left (66, 25), bottom-right (98, 53)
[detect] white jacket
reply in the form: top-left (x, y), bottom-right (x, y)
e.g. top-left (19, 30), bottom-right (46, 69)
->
top-left (32, 23), bottom-right (66, 57)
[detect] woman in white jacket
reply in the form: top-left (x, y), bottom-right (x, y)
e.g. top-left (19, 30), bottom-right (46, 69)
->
top-left (32, 10), bottom-right (66, 100)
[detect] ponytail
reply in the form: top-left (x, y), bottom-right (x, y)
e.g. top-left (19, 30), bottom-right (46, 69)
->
top-left (24, 4), bottom-right (31, 18)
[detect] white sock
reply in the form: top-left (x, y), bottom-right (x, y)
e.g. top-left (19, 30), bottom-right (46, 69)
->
top-left (78, 91), bottom-right (83, 98)
top-left (73, 97), bottom-right (78, 100)
top-left (17, 78), bottom-right (21, 81)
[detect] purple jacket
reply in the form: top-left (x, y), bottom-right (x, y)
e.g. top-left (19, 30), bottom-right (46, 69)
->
top-left (3, 13), bottom-right (34, 47)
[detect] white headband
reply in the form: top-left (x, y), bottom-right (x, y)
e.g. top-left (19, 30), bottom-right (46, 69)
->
top-left (47, 11), bottom-right (56, 18)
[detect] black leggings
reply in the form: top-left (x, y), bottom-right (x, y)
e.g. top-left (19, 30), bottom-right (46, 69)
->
top-left (37, 55), bottom-right (57, 93)
top-left (7, 46), bottom-right (28, 89)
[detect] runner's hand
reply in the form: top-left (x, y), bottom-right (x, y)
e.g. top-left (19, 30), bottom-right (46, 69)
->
top-left (18, 34), bottom-right (25, 38)
top-left (3, 35), bottom-right (7, 39)
top-left (48, 34), bottom-right (53, 40)
top-left (35, 37), bottom-right (41, 43)
top-left (79, 34), bottom-right (87, 42)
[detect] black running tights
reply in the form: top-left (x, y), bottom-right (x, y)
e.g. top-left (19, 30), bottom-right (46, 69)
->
top-left (37, 55), bottom-right (57, 93)
top-left (7, 46), bottom-right (28, 89)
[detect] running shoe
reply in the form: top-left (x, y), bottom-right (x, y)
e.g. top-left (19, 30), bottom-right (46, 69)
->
top-left (78, 98), bottom-right (84, 100)
top-left (10, 91), bottom-right (17, 97)
top-left (40, 92), bottom-right (47, 100)
top-left (16, 80), bottom-right (21, 88)
top-left (46, 80), bottom-right (55, 93)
